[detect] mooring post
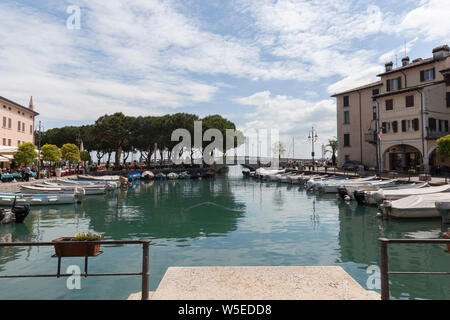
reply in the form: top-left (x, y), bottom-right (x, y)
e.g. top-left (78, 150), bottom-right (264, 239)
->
top-left (379, 238), bottom-right (390, 300)
top-left (141, 240), bottom-right (150, 300)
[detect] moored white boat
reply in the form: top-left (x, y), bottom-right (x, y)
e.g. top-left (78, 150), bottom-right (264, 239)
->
top-left (34, 183), bottom-right (107, 195)
top-left (318, 176), bottom-right (377, 193)
top-left (344, 179), bottom-right (398, 200)
top-left (56, 178), bottom-right (119, 189)
top-left (167, 172), bottom-right (179, 180)
top-left (378, 192), bottom-right (450, 219)
top-left (0, 193), bottom-right (78, 206)
top-left (367, 184), bottom-right (450, 205)
top-left (356, 182), bottom-right (428, 205)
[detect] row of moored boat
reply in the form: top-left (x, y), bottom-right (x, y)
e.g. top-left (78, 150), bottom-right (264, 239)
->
top-left (246, 168), bottom-right (450, 220)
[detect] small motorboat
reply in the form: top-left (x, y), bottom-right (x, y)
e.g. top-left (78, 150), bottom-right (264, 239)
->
top-left (56, 178), bottom-right (119, 189)
top-left (286, 174), bottom-right (302, 184)
top-left (343, 179), bottom-right (398, 200)
top-left (0, 201), bottom-right (30, 224)
top-left (128, 171), bottom-right (142, 180)
top-left (40, 182), bottom-right (110, 193)
top-left (142, 171), bottom-right (154, 180)
top-left (378, 192), bottom-right (450, 219)
top-left (155, 173), bottom-right (167, 180)
top-left (179, 172), bottom-right (191, 179)
top-left (167, 172), bottom-right (179, 180)
top-left (318, 176), bottom-right (378, 193)
top-left (0, 193), bottom-right (79, 206)
top-left (367, 184), bottom-right (450, 205)
top-left (355, 182), bottom-right (428, 205)
top-left (76, 174), bottom-right (121, 182)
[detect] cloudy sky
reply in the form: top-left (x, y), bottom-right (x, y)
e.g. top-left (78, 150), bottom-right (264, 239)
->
top-left (1, 0), bottom-right (449, 158)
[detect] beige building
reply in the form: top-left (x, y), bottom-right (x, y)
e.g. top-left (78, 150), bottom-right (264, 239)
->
top-left (333, 45), bottom-right (450, 173)
top-left (0, 96), bottom-right (39, 167)
top-left (332, 81), bottom-right (382, 169)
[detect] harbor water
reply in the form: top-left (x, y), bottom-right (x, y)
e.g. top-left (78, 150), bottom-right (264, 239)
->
top-left (1, 166), bottom-right (449, 300)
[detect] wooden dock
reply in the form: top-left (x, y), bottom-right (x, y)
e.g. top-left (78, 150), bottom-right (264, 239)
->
top-left (127, 266), bottom-right (380, 300)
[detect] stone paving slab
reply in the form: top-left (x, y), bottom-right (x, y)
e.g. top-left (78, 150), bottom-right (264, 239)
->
top-left (129, 266), bottom-right (379, 300)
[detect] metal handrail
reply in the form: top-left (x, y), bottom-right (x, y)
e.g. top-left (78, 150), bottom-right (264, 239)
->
top-left (0, 239), bottom-right (151, 300)
top-left (379, 238), bottom-right (450, 300)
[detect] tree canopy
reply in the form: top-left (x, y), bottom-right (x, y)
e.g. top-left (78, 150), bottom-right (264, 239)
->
top-left (13, 142), bottom-right (38, 166)
top-left (61, 143), bottom-right (80, 164)
top-left (437, 135), bottom-right (450, 158)
top-left (40, 112), bottom-right (242, 167)
top-left (41, 144), bottom-right (61, 164)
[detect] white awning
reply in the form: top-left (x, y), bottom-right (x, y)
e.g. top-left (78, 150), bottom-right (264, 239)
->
top-left (0, 155), bottom-right (11, 162)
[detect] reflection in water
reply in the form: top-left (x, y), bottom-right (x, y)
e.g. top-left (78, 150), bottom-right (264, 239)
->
top-left (0, 166), bottom-right (450, 300)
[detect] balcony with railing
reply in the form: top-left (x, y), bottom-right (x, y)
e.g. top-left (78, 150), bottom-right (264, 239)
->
top-left (364, 131), bottom-right (377, 144)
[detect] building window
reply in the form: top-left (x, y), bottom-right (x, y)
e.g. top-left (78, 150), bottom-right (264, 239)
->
top-left (387, 77), bottom-right (401, 92)
top-left (447, 92), bottom-right (450, 108)
top-left (30, 125), bottom-right (33, 134)
top-left (17, 140), bottom-right (20, 146)
top-left (2, 138), bottom-right (5, 146)
top-left (18, 121), bottom-right (21, 131)
top-left (8, 139), bottom-right (11, 146)
top-left (344, 155), bottom-right (350, 161)
top-left (344, 134), bottom-right (350, 147)
top-left (406, 95), bottom-right (415, 108)
top-left (343, 96), bottom-right (349, 107)
top-left (392, 121), bottom-right (398, 133)
top-left (402, 120), bottom-right (413, 132)
top-left (344, 111), bottom-right (350, 124)
top-left (372, 89), bottom-right (379, 96)
top-left (8, 118), bottom-right (11, 129)
top-left (421, 68), bottom-right (435, 82)
top-left (372, 106), bottom-right (377, 120)
top-left (2, 117), bottom-right (6, 128)
top-left (429, 118), bottom-right (437, 131)
top-left (446, 74), bottom-right (450, 86)
top-left (22, 122), bottom-right (25, 132)
top-left (386, 99), bottom-right (393, 111)
top-left (412, 118), bottom-right (419, 131)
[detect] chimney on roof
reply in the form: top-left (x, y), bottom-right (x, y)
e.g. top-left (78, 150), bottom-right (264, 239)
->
top-left (401, 56), bottom-right (410, 66)
top-left (385, 61), bottom-right (393, 72)
top-left (28, 96), bottom-right (34, 111)
top-left (433, 45), bottom-right (450, 61)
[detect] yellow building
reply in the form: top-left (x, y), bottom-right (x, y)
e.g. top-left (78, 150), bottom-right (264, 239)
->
top-left (333, 45), bottom-right (450, 173)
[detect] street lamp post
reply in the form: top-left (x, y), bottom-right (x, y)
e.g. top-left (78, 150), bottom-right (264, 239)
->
top-left (37, 120), bottom-right (41, 180)
top-left (308, 127), bottom-right (318, 171)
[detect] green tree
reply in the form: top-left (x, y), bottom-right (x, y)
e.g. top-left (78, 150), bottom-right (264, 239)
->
top-left (272, 142), bottom-right (286, 164)
top-left (41, 144), bottom-right (61, 171)
top-left (13, 142), bottom-right (38, 166)
top-left (438, 135), bottom-right (450, 158)
top-left (93, 113), bottom-right (133, 169)
top-left (327, 138), bottom-right (338, 166)
top-left (80, 150), bottom-right (91, 162)
top-left (61, 143), bottom-right (80, 169)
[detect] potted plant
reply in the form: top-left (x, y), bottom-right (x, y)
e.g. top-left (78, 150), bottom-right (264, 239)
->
top-left (53, 232), bottom-right (104, 257)
top-left (443, 231), bottom-right (450, 252)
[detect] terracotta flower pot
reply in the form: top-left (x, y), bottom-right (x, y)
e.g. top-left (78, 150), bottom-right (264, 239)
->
top-left (53, 235), bottom-right (103, 257)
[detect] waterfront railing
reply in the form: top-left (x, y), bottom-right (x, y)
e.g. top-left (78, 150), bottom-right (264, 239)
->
top-left (379, 237), bottom-right (450, 300)
top-left (0, 239), bottom-right (150, 300)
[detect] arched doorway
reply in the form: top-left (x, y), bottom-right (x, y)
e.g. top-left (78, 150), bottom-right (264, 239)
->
top-left (383, 144), bottom-right (422, 172)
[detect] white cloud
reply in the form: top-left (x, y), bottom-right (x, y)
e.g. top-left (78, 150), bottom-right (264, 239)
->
top-left (234, 91), bottom-right (336, 158)
top-left (398, 0), bottom-right (450, 41)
